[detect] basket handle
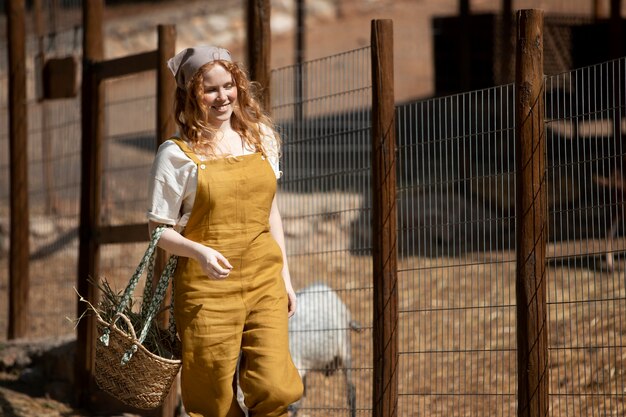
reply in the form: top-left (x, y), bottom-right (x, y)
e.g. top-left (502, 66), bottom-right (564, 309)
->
top-left (99, 225), bottom-right (173, 348)
top-left (117, 225), bottom-right (169, 315)
top-left (115, 310), bottom-right (140, 366)
top-left (119, 256), bottom-right (178, 365)
top-left (109, 312), bottom-right (138, 340)
top-left (136, 254), bottom-right (178, 344)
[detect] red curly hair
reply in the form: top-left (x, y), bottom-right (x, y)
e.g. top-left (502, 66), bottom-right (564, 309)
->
top-left (173, 60), bottom-right (280, 159)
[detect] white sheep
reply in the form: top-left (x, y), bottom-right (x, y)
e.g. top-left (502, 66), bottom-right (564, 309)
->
top-left (287, 283), bottom-right (358, 417)
top-left (230, 284), bottom-right (360, 417)
top-left (234, 283), bottom-right (359, 417)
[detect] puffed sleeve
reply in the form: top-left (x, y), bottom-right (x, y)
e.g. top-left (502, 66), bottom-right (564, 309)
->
top-left (146, 140), bottom-right (196, 226)
top-left (260, 124), bottom-right (282, 179)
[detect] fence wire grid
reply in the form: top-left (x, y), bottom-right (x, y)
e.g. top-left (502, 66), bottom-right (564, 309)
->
top-left (396, 84), bottom-right (518, 416)
top-left (544, 57), bottom-right (626, 417)
top-left (0, 31), bottom-right (82, 339)
top-left (271, 46), bottom-right (373, 417)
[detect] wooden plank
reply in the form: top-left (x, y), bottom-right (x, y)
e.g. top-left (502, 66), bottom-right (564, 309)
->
top-left (96, 223), bottom-right (149, 245)
top-left (7, 0), bottom-right (29, 340)
top-left (515, 9), bottom-right (549, 417)
top-left (93, 51), bottom-right (158, 81)
top-left (371, 19), bottom-right (398, 417)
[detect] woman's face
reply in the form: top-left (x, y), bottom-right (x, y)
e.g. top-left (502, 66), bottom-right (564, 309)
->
top-left (200, 63), bottom-right (238, 128)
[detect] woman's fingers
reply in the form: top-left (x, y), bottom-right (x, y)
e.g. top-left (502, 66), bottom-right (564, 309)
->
top-left (207, 252), bottom-right (232, 279)
top-left (287, 290), bottom-right (297, 318)
top-left (196, 246), bottom-right (234, 279)
top-left (215, 253), bottom-right (233, 270)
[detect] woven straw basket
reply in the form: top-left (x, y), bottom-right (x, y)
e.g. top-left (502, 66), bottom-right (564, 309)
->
top-left (87, 226), bottom-right (181, 409)
top-left (94, 312), bottom-right (182, 410)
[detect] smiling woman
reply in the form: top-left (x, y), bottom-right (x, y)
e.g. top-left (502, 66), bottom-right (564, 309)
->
top-left (146, 45), bottom-right (303, 417)
top-left (201, 65), bottom-right (237, 125)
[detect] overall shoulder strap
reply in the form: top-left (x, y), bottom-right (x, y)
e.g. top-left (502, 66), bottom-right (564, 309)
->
top-left (169, 137), bottom-right (202, 165)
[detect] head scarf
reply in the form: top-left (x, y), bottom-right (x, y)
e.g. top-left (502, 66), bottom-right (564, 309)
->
top-left (167, 45), bottom-right (232, 89)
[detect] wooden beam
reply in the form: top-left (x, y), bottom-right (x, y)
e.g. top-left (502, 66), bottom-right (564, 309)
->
top-left (7, 0), bottom-right (29, 340)
top-left (458, 0), bottom-right (471, 90)
top-left (515, 9), bottom-right (549, 417)
top-left (294, 0), bottom-right (305, 125)
top-left (155, 25), bottom-right (178, 417)
top-left (371, 19), bottom-right (398, 417)
top-left (593, 0), bottom-right (604, 20)
top-left (247, 0), bottom-right (272, 112)
top-left (157, 25), bottom-right (176, 146)
top-left (93, 51), bottom-right (158, 81)
top-left (96, 223), bottom-right (149, 245)
top-left (76, 0), bottom-right (104, 408)
top-left (459, 0), bottom-right (470, 16)
top-left (499, 0), bottom-right (514, 84)
top-left (610, 0), bottom-right (623, 59)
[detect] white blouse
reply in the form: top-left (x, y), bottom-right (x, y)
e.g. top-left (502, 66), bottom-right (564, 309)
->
top-left (146, 132), bottom-right (281, 231)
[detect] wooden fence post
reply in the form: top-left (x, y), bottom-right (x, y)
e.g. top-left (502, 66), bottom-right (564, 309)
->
top-left (371, 19), bottom-right (398, 417)
top-left (76, 0), bottom-right (105, 407)
top-left (459, 0), bottom-right (471, 91)
top-left (515, 9), bottom-right (549, 417)
top-left (33, 0), bottom-right (56, 214)
top-left (7, 0), bottom-right (29, 340)
top-left (499, 0), bottom-right (514, 84)
top-left (157, 24), bottom-right (177, 147)
top-left (246, 0), bottom-right (271, 112)
top-left (593, 0), bottom-right (603, 21)
top-left (155, 24), bottom-right (178, 417)
top-left (295, 0), bottom-right (305, 125)
top-left (610, 0), bottom-right (623, 60)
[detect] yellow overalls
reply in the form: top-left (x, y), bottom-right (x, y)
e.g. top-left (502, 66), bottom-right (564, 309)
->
top-left (171, 139), bottom-right (303, 417)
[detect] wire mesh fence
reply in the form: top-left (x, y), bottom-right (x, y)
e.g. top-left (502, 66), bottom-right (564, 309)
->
top-left (0, 23), bottom-right (156, 340)
top-left (396, 84), bottom-right (518, 416)
top-left (98, 70), bottom-right (159, 298)
top-left (0, 31), bottom-right (82, 339)
top-left (271, 46), bottom-right (373, 417)
top-left (391, 58), bottom-right (626, 417)
top-left (545, 57), bottom-right (626, 416)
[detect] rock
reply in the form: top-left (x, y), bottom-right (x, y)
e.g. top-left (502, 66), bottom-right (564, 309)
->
top-left (0, 345), bottom-right (33, 369)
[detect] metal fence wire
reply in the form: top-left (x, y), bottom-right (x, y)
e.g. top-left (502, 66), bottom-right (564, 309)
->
top-left (271, 46), bottom-right (373, 417)
top-left (98, 70), bottom-right (160, 299)
top-left (0, 31), bottom-right (82, 339)
top-left (544, 57), bottom-right (626, 417)
top-left (392, 59), bottom-right (626, 417)
top-left (396, 84), bottom-right (518, 416)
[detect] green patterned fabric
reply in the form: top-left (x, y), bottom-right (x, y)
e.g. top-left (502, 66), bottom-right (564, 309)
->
top-left (99, 225), bottom-right (179, 365)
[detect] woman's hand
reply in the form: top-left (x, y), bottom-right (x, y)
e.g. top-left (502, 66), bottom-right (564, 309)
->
top-left (195, 246), bottom-right (233, 279)
top-left (286, 286), bottom-right (297, 318)
top-left (148, 221), bottom-right (233, 279)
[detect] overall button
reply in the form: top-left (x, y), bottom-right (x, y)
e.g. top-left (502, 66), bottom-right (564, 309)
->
top-left (199, 164), bottom-right (206, 170)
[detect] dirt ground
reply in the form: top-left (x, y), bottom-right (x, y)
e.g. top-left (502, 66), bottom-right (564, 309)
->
top-left (1, 213), bottom-right (625, 417)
